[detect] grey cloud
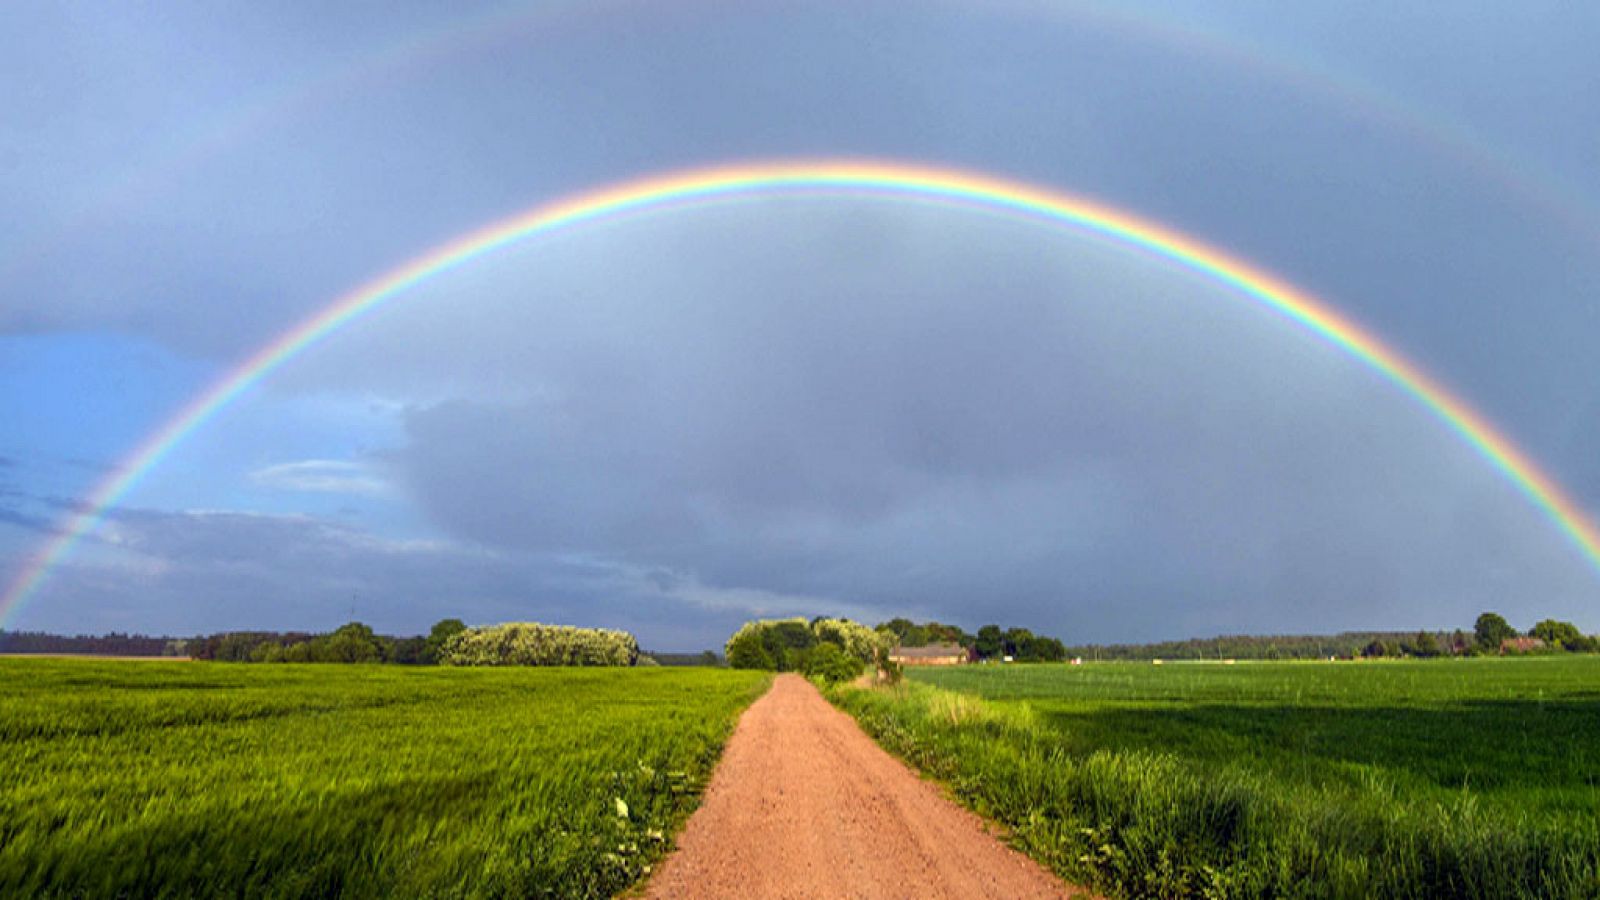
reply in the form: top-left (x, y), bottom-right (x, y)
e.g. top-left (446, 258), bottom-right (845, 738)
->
top-left (249, 460), bottom-right (392, 496)
top-left (25, 505), bottom-right (841, 649)
top-left (309, 203), bottom-right (1599, 642)
top-left (6, 2), bottom-right (1598, 394)
top-left (5, 4), bottom-right (1599, 644)
top-left (0, 505), bottom-right (55, 536)
top-left (0, 489), bottom-right (100, 539)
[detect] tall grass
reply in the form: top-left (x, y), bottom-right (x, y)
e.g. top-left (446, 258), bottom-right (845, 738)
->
top-left (0, 659), bottom-right (768, 898)
top-left (829, 658), bottom-right (1600, 898)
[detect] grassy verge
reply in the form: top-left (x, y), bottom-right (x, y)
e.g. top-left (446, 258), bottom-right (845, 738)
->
top-left (0, 658), bottom-right (769, 898)
top-left (827, 660), bottom-right (1600, 899)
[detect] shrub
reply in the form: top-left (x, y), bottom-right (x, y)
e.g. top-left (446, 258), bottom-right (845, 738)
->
top-left (874, 646), bottom-right (904, 686)
top-left (812, 618), bottom-right (890, 663)
top-left (761, 619), bottom-right (815, 670)
top-left (803, 643), bottom-right (864, 685)
top-left (726, 626), bottom-right (777, 670)
top-left (440, 622), bottom-right (640, 667)
top-left (784, 646), bottom-right (813, 673)
top-left (724, 618), bottom-right (890, 672)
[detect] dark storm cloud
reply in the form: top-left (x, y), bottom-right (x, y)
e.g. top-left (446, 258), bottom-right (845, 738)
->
top-left (5, 3), bottom-right (1598, 385)
top-left (319, 203), bottom-right (1598, 641)
top-left (4, 4), bottom-right (1599, 642)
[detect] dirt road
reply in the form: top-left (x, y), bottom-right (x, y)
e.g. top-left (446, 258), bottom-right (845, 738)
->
top-left (643, 674), bottom-right (1088, 899)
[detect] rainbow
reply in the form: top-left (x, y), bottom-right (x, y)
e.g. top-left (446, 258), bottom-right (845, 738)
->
top-left (4, 158), bottom-right (1598, 625)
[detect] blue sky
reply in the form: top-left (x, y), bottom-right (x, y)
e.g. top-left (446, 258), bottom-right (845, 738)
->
top-left (3, 1), bottom-right (1599, 648)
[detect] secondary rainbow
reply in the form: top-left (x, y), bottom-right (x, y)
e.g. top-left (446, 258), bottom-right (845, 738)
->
top-left (5, 159), bottom-right (1598, 625)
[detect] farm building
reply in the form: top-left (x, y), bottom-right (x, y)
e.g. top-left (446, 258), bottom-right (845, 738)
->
top-left (1500, 636), bottom-right (1546, 654)
top-left (889, 643), bottom-right (969, 666)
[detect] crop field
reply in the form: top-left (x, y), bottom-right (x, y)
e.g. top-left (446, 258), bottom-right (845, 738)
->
top-left (832, 657), bottom-right (1600, 899)
top-left (0, 658), bottom-right (768, 898)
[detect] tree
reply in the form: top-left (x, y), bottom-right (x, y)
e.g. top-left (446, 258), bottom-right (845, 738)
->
top-left (813, 618), bottom-right (888, 663)
top-left (922, 621), bottom-right (971, 647)
top-left (1530, 619), bottom-right (1582, 650)
top-left (727, 629), bottom-right (775, 670)
top-left (1030, 636), bottom-right (1067, 662)
top-left (389, 636), bottom-right (429, 664)
top-left (756, 620), bottom-right (815, 670)
top-left (803, 643), bottom-right (863, 685)
top-left (1566, 633), bottom-right (1600, 654)
top-left (423, 618), bottom-right (467, 663)
top-left (881, 618), bottom-right (915, 643)
top-left (1003, 627), bottom-right (1035, 659)
top-left (1474, 612), bottom-right (1515, 651)
top-left (1408, 627), bottom-right (1446, 656)
top-left (318, 622), bottom-right (384, 663)
top-left (250, 642), bottom-right (286, 663)
top-left (974, 625), bottom-right (1003, 660)
top-left (210, 632), bottom-right (267, 662)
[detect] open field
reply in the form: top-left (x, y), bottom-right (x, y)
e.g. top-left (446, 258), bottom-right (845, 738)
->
top-left (0, 658), bottom-right (768, 898)
top-left (831, 657), bottom-right (1600, 898)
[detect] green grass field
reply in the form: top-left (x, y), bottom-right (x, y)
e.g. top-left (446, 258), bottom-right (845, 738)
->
top-left (831, 657), bottom-right (1600, 899)
top-left (0, 659), bottom-right (768, 898)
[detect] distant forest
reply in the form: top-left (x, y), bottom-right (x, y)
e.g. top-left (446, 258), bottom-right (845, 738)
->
top-left (1067, 614), bottom-right (1598, 660)
top-left (1065, 632), bottom-right (1434, 662)
top-left (6, 611), bottom-right (1592, 662)
top-left (0, 626), bottom-right (715, 665)
top-left (0, 631), bottom-right (187, 657)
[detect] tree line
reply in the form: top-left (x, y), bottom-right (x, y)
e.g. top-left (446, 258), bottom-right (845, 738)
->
top-left (1463, 612), bottom-right (1598, 654)
top-left (1070, 631), bottom-right (1448, 662)
top-left (5, 621), bottom-right (718, 666)
top-left (191, 620), bottom-right (469, 663)
top-left (722, 616), bottom-right (1070, 677)
top-left (876, 618), bottom-right (1067, 662)
top-left (0, 630), bottom-right (188, 657)
top-left (1065, 612), bottom-right (1599, 661)
top-left (725, 617), bottom-right (884, 683)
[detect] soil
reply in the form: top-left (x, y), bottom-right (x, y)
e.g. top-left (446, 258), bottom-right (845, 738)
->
top-left (643, 674), bottom-right (1093, 899)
